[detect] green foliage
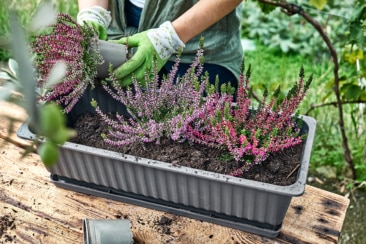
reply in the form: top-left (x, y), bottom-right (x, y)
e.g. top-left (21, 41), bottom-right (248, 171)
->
top-left (205, 74), bottom-right (236, 96)
top-left (316, 4), bottom-right (366, 119)
top-left (0, 0), bottom-right (78, 61)
top-left (0, 59), bottom-right (21, 102)
top-left (310, 0), bottom-right (366, 183)
top-left (354, 147), bottom-right (366, 181)
top-left (1, 0), bottom-right (40, 60)
top-left (56, 0), bottom-right (78, 19)
top-left (309, 0), bottom-right (328, 10)
top-left (347, 4), bottom-right (366, 46)
top-left (310, 124), bottom-right (347, 174)
top-left (309, 106), bottom-right (366, 183)
top-left (335, 3), bottom-right (366, 104)
top-left (37, 103), bottom-right (74, 166)
top-left (37, 141), bottom-right (59, 167)
top-left (256, 1), bottom-right (276, 13)
top-left (39, 103), bottom-right (71, 144)
top-left (243, 42), bottom-right (325, 105)
top-left (242, 0), bottom-right (355, 57)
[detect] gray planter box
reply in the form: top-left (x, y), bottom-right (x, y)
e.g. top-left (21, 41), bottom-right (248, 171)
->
top-left (17, 86), bottom-right (316, 238)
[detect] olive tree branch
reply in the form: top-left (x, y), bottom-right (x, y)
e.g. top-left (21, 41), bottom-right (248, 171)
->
top-left (305, 100), bottom-right (366, 115)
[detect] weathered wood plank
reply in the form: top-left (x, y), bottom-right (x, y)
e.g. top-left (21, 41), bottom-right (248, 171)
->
top-left (1, 201), bottom-right (78, 243)
top-left (0, 101), bottom-right (30, 148)
top-left (279, 187), bottom-right (349, 244)
top-left (0, 103), bottom-right (350, 243)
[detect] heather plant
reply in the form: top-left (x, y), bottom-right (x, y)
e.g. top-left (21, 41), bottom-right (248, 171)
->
top-left (31, 13), bottom-right (103, 113)
top-left (189, 65), bottom-right (313, 176)
top-left (93, 39), bottom-right (312, 177)
top-left (92, 46), bottom-right (207, 145)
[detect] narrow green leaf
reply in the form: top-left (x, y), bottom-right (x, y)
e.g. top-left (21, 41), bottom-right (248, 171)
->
top-left (8, 58), bottom-right (18, 75)
top-left (343, 47), bottom-right (364, 64)
top-left (30, 2), bottom-right (57, 32)
top-left (0, 71), bottom-right (12, 80)
top-left (343, 84), bottom-right (362, 100)
top-left (10, 12), bottom-right (38, 126)
top-left (46, 61), bottom-right (67, 88)
top-left (257, 2), bottom-right (276, 14)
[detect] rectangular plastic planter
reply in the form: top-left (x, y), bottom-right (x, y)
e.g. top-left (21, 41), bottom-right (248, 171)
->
top-left (17, 85), bottom-right (316, 238)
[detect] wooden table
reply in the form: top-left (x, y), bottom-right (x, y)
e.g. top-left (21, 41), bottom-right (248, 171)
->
top-left (0, 102), bottom-right (350, 243)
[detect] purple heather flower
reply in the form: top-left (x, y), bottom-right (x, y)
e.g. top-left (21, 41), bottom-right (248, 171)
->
top-left (94, 46), bottom-right (207, 146)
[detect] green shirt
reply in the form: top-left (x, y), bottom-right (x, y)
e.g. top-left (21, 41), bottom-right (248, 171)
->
top-left (108, 0), bottom-right (243, 78)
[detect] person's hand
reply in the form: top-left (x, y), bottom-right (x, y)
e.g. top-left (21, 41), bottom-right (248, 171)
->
top-left (112, 21), bottom-right (185, 86)
top-left (77, 6), bottom-right (111, 40)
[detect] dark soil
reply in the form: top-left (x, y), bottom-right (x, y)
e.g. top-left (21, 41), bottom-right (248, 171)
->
top-left (0, 215), bottom-right (16, 242)
top-left (70, 113), bottom-right (304, 186)
top-left (154, 216), bottom-right (173, 235)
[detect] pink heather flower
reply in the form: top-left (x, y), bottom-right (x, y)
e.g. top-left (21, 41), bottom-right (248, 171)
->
top-left (189, 65), bottom-right (312, 177)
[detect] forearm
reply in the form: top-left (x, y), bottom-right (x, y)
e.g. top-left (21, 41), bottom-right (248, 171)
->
top-left (172, 0), bottom-right (242, 44)
top-left (78, 0), bottom-right (108, 10)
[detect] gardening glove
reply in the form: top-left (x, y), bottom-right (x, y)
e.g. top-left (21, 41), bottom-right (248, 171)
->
top-left (77, 6), bottom-right (111, 40)
top-left (113, 21), bottom-right (185, 86)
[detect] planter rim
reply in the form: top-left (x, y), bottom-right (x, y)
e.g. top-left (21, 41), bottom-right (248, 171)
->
top-left (17, 114), bottom-right (316, 196)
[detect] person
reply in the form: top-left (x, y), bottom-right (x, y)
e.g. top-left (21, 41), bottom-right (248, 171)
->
top-left (77, 0), bottom-right (243, 90)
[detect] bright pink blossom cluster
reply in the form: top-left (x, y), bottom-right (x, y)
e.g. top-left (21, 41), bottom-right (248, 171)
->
top-left (32, 13), bottom-right (102, 112)
top-left (189, 66), bottom-right (312, 176)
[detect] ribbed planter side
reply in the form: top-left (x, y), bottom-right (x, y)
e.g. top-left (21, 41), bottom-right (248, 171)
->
top-left (48, 142), bottom-right (293, 226)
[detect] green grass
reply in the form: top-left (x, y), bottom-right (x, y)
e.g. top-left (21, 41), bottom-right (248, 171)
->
top-left (244, 41), bottom-right (331, 110)
top-left (0, 0), bottom-right (78, 61)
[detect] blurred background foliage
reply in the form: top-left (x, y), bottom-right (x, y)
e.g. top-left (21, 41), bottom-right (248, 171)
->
top-left (0, 0), bottom-right (78, 61)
